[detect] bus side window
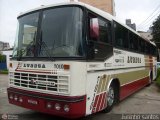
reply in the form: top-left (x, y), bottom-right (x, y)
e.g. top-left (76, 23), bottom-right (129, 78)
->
top-left (145, 42), bottom-right (150, 54)
top-left (98, 18), bottom-right (112, 44)
top-left (114, 22), bottom-right (129, 49)
top-left (88, 13), bottom-right (113, 60)
top-left (139, 38), bottom-right (145, 53)
top-left (89, 14), bottom-right (112, 45)
top-left (129, 32), bottom-right (138, 51)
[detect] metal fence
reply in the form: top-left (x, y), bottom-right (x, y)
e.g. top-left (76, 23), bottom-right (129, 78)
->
top-left (0, 54), bottom-right (7, 70)
top-left (0, 62), bottom-right (7, 70)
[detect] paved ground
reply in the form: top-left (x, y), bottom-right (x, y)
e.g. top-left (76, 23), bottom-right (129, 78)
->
top-left (0, 74), bottom-right (160, 120)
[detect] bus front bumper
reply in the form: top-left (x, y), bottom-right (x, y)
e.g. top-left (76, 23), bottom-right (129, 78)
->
top-left (7, 87), bottom-right (86, 119)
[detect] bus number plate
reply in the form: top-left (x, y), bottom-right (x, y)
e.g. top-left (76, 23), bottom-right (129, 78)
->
top-left (28, 99), bottom-right (38, 105)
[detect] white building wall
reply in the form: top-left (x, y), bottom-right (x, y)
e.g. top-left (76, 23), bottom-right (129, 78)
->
top-left (2, 50), bottom-right (13, 69)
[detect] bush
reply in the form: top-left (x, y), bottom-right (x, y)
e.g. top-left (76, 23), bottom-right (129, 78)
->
top-left (156, 68), bottom-right (160, 86)
top-left (0, 69), bottom-right (8, 74)
top-left (0, 54), bottom-right (6, 62)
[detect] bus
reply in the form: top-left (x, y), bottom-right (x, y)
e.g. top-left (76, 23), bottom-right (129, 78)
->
top-left (7, 2), bottom-right (157, 118)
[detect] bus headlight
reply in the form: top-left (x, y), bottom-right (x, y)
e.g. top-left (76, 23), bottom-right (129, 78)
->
top-left (14, 95), bottom-right (18, 101)
top-left (64, 105), bottom-right (69, 112)
top-left (9, 94), bottom-right (13, 100)
top-left (55, 103), bottom-right (61, 110)
top-left (19, 97), bottom-right (23, 102)
top-left (46, 102), bottom-right (52, 109)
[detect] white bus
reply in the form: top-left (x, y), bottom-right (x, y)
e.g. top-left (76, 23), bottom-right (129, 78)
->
top-left (7, 2), bottom-right (157, 118)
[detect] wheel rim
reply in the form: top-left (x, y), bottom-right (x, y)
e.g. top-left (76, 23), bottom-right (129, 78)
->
top-left (107, 86), bottom-right (114, 106)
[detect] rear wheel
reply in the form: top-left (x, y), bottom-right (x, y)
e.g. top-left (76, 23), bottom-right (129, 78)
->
top-left (103, 83), bottom-right (116, 113)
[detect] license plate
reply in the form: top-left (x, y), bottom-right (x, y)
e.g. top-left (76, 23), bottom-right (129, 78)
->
top-left (27, 99), bottom-right (38, 105)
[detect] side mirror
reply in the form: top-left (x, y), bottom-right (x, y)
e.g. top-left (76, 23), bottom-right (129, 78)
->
top-left (90, 18), bottom-right (99, 40)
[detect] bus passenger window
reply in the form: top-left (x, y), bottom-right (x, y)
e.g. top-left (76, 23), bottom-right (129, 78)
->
top-left (129, 32), bottom-right (138, 51)
top-left (88, 13), bottom-right (113, 60)
top-left (114, 22), bottom-right (129, 49)
top-left (98, 18), bottom-right (112, 44)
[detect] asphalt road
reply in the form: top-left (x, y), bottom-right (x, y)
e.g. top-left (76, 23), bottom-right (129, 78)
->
top-left (0, 74), bottom-right (160, 120)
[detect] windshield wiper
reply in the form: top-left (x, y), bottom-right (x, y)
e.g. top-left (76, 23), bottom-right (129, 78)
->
top-left (17, 42), bottom-right (35, 61)
top-left (17, 31), bottom-right (37, 61)
top-left (37, 31), bottom-right (55, 61)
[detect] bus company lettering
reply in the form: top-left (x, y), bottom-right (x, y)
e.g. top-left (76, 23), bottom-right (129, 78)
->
top-left (127, 56), bottom-right (141, 63)
top-left (23, 64), bottom-right (46, 68)
top-left (114, 49), bottom-right (122, 55)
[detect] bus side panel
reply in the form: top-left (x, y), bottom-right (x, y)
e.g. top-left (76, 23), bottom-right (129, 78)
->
top-left (85, 72), bottom-right (113, 115)
top-left (153, 56), bottom-right (157, 80)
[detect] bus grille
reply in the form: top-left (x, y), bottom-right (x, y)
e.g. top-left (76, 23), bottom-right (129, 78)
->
top-left (9, 72), bottom-right (70, 94)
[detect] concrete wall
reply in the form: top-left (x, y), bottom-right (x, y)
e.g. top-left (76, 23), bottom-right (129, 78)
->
top-left (71, 0), bottom-right (115, 16)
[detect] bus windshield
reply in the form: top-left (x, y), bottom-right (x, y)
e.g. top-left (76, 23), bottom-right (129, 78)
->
top-left (13, 6), bottom-right (84, 59)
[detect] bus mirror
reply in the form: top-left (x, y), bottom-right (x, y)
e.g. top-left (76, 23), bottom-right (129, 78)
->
top-left (90, 18), bottom-right (99, 40)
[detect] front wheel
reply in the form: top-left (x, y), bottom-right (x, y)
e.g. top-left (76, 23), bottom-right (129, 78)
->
top-left (102, 83), bottom-right (116, 113)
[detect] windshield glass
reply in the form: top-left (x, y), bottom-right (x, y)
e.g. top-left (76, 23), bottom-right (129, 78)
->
top-left (13, 6), bottom-right (84, 59)
top-left (13, 12), bottom-right (39, 58)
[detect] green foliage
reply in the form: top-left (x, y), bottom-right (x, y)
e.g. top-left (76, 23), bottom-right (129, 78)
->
top-left (0, 54), bottom-right (6, 62)
top-left (0, 69), bottom-right (8, 74)
top-left (151, 15), bottom-right (160, 48)
top-left (156, 68), bottom-right (160, 87)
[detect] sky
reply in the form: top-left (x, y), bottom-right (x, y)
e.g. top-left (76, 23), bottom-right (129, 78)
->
top-left (0, 0), bottom-right (160, 47)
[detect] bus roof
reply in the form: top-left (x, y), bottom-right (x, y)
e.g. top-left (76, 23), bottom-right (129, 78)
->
top-left (18, 2), bottom-right (155, 46)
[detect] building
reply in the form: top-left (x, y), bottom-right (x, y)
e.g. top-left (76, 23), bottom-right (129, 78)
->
top-left (2, 50), bottom-right (13, 69)
top-left (0, 41), bottom-right (10, 50)
top-left (126, 19), bottom-right (136, 31)
top-left (70, 0), bottom-right (116, 16)
top-left (138, 31), bottom-right (153, 41)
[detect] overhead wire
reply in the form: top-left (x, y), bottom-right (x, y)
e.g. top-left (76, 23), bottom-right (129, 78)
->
top-left (138, 9), bottom-right (160, 29)
top-left (137, 2), bottom-right (160, 30)
top-left (138, 3), bottom-right (160, 27)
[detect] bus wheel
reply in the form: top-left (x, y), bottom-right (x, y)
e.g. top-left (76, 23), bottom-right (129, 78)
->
top-left (102, 83), bottom-right (116, 113)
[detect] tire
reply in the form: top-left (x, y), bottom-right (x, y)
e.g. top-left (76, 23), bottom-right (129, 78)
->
top-left (102, 83), bottom-right (116, 113)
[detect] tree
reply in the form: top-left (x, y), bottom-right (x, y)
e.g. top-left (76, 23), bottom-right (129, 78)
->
top-left (0, 54), bottom-right (6, 62)
top-left (151, 14), bottom-right (160, 48)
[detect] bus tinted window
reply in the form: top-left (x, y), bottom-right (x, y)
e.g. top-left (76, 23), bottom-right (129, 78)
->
top-left (145, 42), bottom-right (150, 54)
top-left (129, 32), bottom-right (138, 51)
top-left (98, 18), bottom-right (112, 44)
top-left (114, 22), bottom-right (128, 48)
top-left (139, 38), bottom-right (145, 53)
top-left (88, 13), bottom-right (113, 60)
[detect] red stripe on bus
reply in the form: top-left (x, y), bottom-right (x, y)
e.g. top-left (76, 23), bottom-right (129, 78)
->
top-left (92, 95), bottom-right (99, 113)
top-left (15, 69), bottom-right (52, 74)
top-left (120, 76), bottom-right (149, 100)
top-left (95, 93), bottom-right (103, 112)
top-left (98, 92), bottom-right (106, 111)
top-left (102, 92), bottom-right (107, 109)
